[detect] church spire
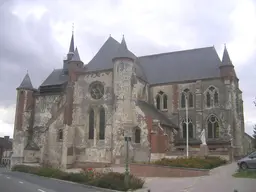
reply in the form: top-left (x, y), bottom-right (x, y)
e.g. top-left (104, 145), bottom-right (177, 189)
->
top-left (17, 72), bottom-right (34, 90)
top-left (222, 44), bottom-right (233, 66)
top-left (68, 27), bottom-right (74, 53)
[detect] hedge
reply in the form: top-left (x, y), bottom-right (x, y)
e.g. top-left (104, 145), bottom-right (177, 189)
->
top-left (153, 156), bottom-right (227, 169)
top-left (12, 165), bottom-right (144, 191)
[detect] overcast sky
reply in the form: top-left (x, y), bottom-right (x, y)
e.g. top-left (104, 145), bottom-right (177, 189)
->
top-left (0, 0), bottom-right (256, 138)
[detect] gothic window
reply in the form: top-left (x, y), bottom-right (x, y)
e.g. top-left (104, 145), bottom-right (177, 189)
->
top-left (163, 94), bottom-right (168, 110)
top-left (214, 91), bottom-right (219, 105)
top-left (188, 92), bottom-right (193, 107)
top-left (99, 107), bottom-right (105, 140)
top-left (182, 118), bottom-right (194, 139)
top-left (205, 86), bottom-right (219, 107)
top-left (135, 128), bottom-right (141, 143)
top-left (90, 81), bottom-right (104, 100)
top-left (181, 92), bottom-right (186, 108)
top-left (88, 109), bottom-right (94, 139)
top-left (156, 94), bottom-right (161, 110)
top-left (207, 115), bottom-right (219, 138)
top-left (58, 129), bottom-right (63, 141)
top-left (206, 92), bottom-right (211, 107)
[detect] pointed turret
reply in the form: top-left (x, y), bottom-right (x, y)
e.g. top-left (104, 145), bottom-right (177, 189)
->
top-left (17, 73), bottom-right (34, 90)
top-left (222, 45), bottom-right (233, 66)
top-left (219, 44), bottom-right (236, 79)
top-left (113, 35), bottom-right (135, 61)
top-left (71, 47), bottom-right (81, 61)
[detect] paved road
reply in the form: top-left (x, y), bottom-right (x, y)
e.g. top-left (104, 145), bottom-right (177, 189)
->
top-left (0, 168), bottom-right (106, 192)
top-left (138, 163), bottom-right (256, 192)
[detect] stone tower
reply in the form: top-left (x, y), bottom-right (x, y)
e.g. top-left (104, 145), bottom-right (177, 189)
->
top-left (219, 45), bottom-right (243, 156)
top-left (112, 36), bottom-right (136, 163)
top-left (12, 73), bottom-right (35, 166)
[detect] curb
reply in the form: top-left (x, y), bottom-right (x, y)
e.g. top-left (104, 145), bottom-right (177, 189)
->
top-left (50, 177), bottom-right (122, 192)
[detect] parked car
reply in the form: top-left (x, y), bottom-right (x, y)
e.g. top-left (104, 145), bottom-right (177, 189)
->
top-left (237, 151), bottom-right (256, 170)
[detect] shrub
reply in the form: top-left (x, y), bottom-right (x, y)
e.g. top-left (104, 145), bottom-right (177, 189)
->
top-left (153, 156), bottom-right (227, 169)
top-left (89, 172), bottom-right (144, 191)
top-left (12, 165), bottom-right (144, 191)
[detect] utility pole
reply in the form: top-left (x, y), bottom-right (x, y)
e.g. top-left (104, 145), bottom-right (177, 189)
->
top-left (184, 88), bottom-right (190, 158)
top-left (124, 135), bottom-right (131, 189)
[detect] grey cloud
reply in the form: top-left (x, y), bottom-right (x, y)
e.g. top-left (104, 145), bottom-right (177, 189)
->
top-left (0, 0), bottom-right (64, 106)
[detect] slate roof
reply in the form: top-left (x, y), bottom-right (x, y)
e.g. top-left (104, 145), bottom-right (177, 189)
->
top-left (38, 36), bottom-right (224, 87)
top-left (139, 47), bottom-right (221, 84)
top-left (113, 36), bottom-right (136, 60)
top-left (137, 100), bottom-right (178, 129)
top-left (40, 69), bottom-right (68, 87)
top-left (17, 73), bottom-right (34, 90)
top-left (222, 45), bottom-right (233, 66)
top-left (71, 47), bottom-right (81, 62)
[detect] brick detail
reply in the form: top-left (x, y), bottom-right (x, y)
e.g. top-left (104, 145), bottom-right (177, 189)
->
top-left (172, 84), bottom-right (178, 112)
top-left (145, 116), bottom-right (169, 153)
top-left (15, 91), bottom-right (25, 131)
top-left (130, 164), bottom-right (209, 177)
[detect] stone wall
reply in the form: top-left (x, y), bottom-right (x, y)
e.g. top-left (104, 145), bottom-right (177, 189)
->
top-left (150, 78), bottom-right (239, 152)
top-left (72, 70), bottom-right (113, 163)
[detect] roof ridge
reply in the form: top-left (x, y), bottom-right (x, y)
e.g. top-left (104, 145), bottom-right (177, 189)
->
top-left (138, 46), bottom-right (215, 58)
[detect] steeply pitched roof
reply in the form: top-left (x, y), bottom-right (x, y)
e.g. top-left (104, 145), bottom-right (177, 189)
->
top-left (86, 36), bottom-right (119, 71)
top-left (222, 45), bottom-right (233, 66)
top-left (137, 100), bottom-right (178, 128)
top-left (40, 69), bottom-right (68, 87)
top-left (138, 47), bottom-right (221, 84)
top-left (71, 47), bottom-right (81, 62)
top-left (39, 36), bottom-right (223, 87)
top-left (17, 73), bottom-right (34, 90)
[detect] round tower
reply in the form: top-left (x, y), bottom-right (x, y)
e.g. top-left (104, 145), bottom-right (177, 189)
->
top-left (12, 73), bottom-right (35, 166)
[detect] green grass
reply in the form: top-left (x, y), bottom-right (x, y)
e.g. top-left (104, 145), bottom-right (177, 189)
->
top-left (233, 170), bottom-right (256, 179)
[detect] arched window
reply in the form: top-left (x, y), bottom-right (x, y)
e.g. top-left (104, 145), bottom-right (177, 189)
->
top-left (99, 107), bottom-right (105, 140)
top-left (163, 94), bottom-right (168, 109)
top-left (205, 86), bottom-right (219, 107)
top-left (207, 115), bottom-right (219, 138)
top-left (156, 94), bottom-right (161, 110)
top-left (188, 92), bottom-right (193, 107)
top-left (135, 128), bottom-right (141, 143)
top-left (88, 109), bottom-right (94, 139)
top-left (58, 129), bottom-right (63, 141)
top-left (206, 92), bottom-right (211, 107)
top-left (214, 91), bottom-right (219, 105)
top-left (181, 93), bottom-right (186, 108)
top-left (182, 118), bottom-right (194, 139)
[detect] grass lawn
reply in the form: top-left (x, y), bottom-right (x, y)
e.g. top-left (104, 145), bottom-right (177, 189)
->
top-left (233, 170), bottom-right (256, 179)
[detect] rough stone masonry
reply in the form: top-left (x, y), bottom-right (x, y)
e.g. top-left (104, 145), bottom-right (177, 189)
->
top-left (11, 32), bottom-right (247, 169)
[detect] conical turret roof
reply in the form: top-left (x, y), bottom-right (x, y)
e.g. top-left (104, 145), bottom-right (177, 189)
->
top-left (17, 73), bottom-right (34, 90)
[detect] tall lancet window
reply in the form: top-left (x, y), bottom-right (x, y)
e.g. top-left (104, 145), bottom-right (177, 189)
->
top-left (99, 107), bottom-right (105, 140)
top-left (88, 109), bottom-right (94, 139)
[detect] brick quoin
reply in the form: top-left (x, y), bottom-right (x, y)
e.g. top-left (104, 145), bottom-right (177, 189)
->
top-left (145, 116), bottom-right (169, 153)
top-left (15, 90), bottom-right (25, 131)
top-left (172, 84), bottom-right (178, 112)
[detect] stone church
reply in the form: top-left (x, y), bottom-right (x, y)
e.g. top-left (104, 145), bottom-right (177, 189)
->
top-left (11, 32), bottom-right (245, 168)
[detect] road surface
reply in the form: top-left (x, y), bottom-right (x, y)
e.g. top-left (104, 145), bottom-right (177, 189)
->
top-left (0, 168), bottom-right (106, 192)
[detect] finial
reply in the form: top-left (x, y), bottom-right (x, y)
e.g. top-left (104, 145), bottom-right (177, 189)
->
top-left (122, 34), bottom-right (124, 38)
top-left (109, 34), bottom-right (111, 37)
top-left (72, 23), bottom-right (74, 35)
